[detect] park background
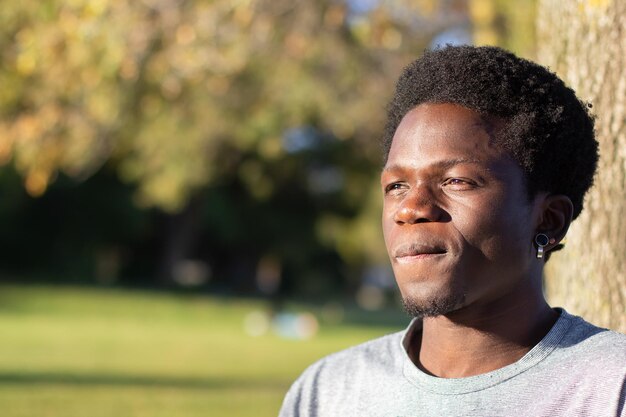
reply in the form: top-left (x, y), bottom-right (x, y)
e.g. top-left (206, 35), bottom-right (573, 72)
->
top-left (0, 0), bottom-right (623, 416)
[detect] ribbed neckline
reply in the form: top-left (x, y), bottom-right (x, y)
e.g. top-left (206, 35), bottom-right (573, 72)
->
top-left (400, 308), bottom-right (575, 394)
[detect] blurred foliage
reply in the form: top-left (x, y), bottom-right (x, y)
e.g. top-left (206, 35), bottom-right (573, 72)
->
top-left (0, 0), bottom-right (536, 293)
top-left (0, 0), bottom-right (416, 210)
top-left (469, 0), bottom-right (536, 58)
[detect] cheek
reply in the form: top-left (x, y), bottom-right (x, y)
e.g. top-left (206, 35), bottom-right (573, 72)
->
top-left (455, 198), bottom-right (532, 260)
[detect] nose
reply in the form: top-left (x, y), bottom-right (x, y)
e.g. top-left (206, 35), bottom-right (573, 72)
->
top-left (393, 184), bottom-right (446, 224)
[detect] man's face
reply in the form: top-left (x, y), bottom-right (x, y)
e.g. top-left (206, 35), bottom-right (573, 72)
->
top-left (381, 103), bottom-right (538, 318)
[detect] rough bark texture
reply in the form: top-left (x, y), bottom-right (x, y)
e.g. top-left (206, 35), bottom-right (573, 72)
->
top-left (537, 0), bottom-right (625, 332)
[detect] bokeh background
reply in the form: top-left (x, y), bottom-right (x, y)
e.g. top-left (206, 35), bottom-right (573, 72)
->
top-left (1, 0), bottom-right (623, 416)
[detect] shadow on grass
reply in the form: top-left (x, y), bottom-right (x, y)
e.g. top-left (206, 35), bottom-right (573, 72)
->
top-left (0, 372), bottom-right (290, 390)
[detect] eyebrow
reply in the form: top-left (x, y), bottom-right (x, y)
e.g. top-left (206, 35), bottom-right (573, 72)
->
top-left (382, 158), bottom-right (484, 173)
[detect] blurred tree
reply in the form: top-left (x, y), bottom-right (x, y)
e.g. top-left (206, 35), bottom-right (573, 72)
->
top-left (0, 0), bottom-right (413, 210)
top-left (0, 164), bottom-right (150, 282)
top-left (0, 0), bottom-right (537, 293)
top-left (0, 0), bottom-right (451, 287)
top-left (468, 0), bottom-right (536, 58)
top-left (538, 0), bottom-right (625, 331)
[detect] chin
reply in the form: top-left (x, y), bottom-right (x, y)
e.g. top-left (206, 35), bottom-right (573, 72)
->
top-left (398, 278), bottom-right (467, 319)
top-left (401, 293), bottom-right (466, 319)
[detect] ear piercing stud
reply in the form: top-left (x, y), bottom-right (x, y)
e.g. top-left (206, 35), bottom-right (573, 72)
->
top-left (535, 233), bottom-right (556, 259)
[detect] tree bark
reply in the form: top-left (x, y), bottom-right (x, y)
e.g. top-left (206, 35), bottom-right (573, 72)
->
top-left (537, 0), bottom-right (625, 332)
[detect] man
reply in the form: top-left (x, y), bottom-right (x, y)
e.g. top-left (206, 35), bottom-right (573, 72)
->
top-left (278, 45), bottom-right (626, 416)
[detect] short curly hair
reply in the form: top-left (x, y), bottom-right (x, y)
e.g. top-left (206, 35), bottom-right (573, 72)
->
top-left (383, 45), bottom-right (598, 220)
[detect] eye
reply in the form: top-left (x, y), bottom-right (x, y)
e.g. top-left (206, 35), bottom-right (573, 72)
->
top-left (442, 178), bottom-right (477, 190)
top-left (384, 182), bottom-right (407, 195)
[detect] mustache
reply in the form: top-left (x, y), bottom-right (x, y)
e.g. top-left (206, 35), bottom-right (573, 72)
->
top-left (394, 241), bottom-right (448, 257)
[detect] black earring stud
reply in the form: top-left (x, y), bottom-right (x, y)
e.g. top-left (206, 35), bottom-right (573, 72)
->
top-left (535, 233), bottom-right (550, 259)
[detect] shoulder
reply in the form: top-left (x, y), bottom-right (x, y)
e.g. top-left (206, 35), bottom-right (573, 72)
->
top-left (554, 311), bottom-right (626, 371)
top-left (278, 329), bottom-right (407, 417)
top-left (530, 312), bottom-right (626, 415)
top-left (561, 312), bottom-right (626, 354)
top-left (300, 328), bottom-right (405, 382)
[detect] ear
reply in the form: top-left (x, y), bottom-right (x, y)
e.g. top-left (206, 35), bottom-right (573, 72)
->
top-left (535, 194), bottom-right (574, 252)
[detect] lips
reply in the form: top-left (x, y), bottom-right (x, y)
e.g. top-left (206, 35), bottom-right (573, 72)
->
top-left (394, 242), bottom-right (447, 263)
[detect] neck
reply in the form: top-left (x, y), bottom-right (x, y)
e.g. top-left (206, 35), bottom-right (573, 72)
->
top-left (409, 291), bottom-right (559, 378)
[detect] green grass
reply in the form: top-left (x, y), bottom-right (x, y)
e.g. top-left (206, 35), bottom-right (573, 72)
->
top-left (0, 284), bottom-right (407, 416)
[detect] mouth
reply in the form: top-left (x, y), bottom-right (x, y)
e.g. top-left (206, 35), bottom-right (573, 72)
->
top-left (394, 242), bottom-right (448, 263)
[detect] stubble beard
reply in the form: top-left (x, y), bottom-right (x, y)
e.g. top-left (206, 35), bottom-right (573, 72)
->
top-left (401, 291), bottom-right (466, 319)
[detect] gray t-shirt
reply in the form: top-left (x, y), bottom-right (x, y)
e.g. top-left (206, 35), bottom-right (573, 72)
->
top-left (279, 309), bottom-right (626, 417)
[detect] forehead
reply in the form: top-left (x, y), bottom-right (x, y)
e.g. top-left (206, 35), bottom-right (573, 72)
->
top-left (384, 103), bottom-right (504, 171)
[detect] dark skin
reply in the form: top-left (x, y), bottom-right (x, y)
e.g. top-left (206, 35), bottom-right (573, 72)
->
top-left (381, 103), bottom-right (573, 378)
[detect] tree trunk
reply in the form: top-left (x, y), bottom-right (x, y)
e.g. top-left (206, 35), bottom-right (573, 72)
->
top-left (537, 0), bottom-right (625, 332)
top-left (157, 196), bottom-right (204, 286)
